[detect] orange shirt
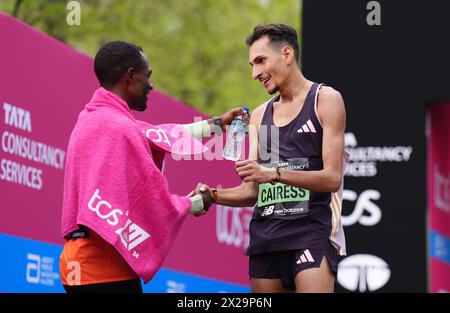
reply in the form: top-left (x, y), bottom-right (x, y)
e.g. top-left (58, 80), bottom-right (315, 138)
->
top-left (60, 229), bottom-right (138, 286)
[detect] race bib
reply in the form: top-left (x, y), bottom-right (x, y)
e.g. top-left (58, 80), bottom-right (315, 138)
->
top-left (254, 158), bottom-right (310, 219)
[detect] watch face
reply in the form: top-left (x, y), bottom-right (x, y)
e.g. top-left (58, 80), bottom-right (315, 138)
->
top-left (213, 118), bottom-right (223, 134)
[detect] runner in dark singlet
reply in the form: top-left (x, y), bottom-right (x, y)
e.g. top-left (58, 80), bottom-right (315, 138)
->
top-left (196, 24), bottom-right (347, 292)
top-left (247, 82), bottom-right (346, 291)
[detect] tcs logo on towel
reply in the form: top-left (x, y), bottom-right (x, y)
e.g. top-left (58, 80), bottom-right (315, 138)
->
top-left (88, 189), bottom-right (151, 256)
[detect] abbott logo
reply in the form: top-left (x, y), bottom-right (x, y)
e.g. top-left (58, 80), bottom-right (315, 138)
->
top-left (66, 261), bottom-right (81, 286)
top-left (26, 253), bottom-right (60, 286)
top-left (166, 280), bottom-right (186, 293)
top-left (26, 253), bottom-right (40, 284)
top-left (337, 254), bottom-right (390, 292)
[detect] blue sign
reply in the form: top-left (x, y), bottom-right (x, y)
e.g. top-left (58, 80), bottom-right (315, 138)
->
top-left (143, 268), bottom-right (250, 293)
top-left (0, 233), bottom-right (64, 292)
top-left (429, 230), bottom-right (450, 265)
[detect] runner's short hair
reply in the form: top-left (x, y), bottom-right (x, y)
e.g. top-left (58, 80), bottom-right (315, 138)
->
top-left (94, 41), bottom-right (145, 85)
top-left (246, 24), bottom-right (299, 62)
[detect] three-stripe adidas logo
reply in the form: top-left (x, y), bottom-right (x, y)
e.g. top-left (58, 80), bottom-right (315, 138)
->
top-left (297, 119), bottom-right (316, 133)
top-left (296, 249), bottom-right (315, 264)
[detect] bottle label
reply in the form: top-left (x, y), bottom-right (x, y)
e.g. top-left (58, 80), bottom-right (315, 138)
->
top-left (222, 115), bottom-right (248, 160)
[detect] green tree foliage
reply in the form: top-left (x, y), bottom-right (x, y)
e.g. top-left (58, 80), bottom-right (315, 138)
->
top-left (1, 0), bottom-right (301, 115)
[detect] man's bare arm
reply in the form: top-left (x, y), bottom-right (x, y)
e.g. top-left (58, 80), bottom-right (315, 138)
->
top-left (182, 108), bottom-right (245, 139)
top-left (214, 181), bottom-right (258, 207)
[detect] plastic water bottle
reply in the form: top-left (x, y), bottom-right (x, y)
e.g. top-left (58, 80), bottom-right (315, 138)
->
top-left (222, 107), bottom-right (250, 161)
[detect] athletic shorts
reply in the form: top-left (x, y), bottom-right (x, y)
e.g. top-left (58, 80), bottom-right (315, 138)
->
top-left (249, 240), bottom-right (340, 290)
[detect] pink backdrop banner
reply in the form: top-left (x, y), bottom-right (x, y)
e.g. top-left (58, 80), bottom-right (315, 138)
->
top-left (427, 102), bottom-right (450, 292)
top-left (0, 13), bottom-right (250, 286)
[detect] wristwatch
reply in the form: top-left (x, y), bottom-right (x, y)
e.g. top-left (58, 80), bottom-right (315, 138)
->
top-left (270, 166), bottom-right (281, 185)
top-left (211, 188), bottom-right (218, 203)
top-left (212, 116), bottom-right (223, 135)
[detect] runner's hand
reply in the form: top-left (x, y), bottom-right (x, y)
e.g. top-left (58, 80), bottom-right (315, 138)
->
top-left (188, 183), bottom-right (214, 217)
top-left (196, 183), bottom-right (214, 212)
top-left (235, 160), bottom-right (276, 183)
top-left (217, 108), bottom-right (247, 132)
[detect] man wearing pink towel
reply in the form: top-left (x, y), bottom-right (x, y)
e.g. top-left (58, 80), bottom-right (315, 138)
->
top-left (60, 41), bottom-right (242, 293)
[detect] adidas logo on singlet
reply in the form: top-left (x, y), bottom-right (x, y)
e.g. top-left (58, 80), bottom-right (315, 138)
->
top-left (297, 119), bottom-right (317, 133)
top-left (296, 249), bottom-right (315, 264)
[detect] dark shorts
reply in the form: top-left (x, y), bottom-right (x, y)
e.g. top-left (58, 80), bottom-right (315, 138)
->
top-left (249, 240), bottom-right (340, 290)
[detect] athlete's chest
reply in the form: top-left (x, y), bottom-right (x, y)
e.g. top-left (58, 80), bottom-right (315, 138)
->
top-left (271, 100), bottom-right (306, 127)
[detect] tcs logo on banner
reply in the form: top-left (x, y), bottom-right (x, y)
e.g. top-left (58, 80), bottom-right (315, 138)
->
top-left (342, 189), bottom-right (381, 227)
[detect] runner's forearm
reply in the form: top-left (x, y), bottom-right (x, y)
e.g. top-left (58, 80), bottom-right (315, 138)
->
top-left (277, 168), bottom-right (342, 193)
top-left (215, 182), bottom-right (258, 207)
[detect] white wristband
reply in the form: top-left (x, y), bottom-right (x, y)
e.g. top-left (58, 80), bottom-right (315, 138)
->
top-left (189, 194), bottom-right (204, 214)
top-left (181, 120), bottom-right (212, 139)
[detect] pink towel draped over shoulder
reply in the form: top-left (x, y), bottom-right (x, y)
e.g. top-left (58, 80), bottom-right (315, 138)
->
top-left (61, 87), bottom-right (192, 282)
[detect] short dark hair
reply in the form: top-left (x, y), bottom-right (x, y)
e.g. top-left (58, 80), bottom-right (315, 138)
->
top-left (246, 24), bottom-right (299, 62)
top-left (94, 41), bottom-right (145, 85)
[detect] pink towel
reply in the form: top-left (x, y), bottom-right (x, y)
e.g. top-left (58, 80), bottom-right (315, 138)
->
top-left (61, 87), bottom-right (192, 282)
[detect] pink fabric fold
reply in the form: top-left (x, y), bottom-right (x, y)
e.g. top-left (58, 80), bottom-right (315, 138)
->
top-left (61, 87), bottom-right (192, 282)
top-left (135, 121), bottom-right (207, 170)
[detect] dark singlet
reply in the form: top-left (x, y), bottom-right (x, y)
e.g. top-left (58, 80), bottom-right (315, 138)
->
top-left (247, 82), bottom-right (345, 256)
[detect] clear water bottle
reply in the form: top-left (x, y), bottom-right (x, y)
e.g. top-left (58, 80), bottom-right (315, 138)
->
top-left (222, 107), bottom-right (250, 161)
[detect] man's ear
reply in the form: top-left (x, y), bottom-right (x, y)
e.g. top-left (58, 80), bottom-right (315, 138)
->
top-left (125, 67), bottom-right (135, 83)
top-left (282, 46), bottom-right (294, 65)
